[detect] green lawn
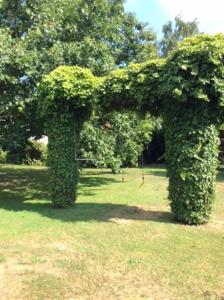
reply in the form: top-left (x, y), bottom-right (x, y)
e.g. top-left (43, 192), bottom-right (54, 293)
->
top-left (0, 164), bottom-right (224, 300)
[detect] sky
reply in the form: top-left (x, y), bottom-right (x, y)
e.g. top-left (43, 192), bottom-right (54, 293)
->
top-left (125, 0), bottom-right (224, 38)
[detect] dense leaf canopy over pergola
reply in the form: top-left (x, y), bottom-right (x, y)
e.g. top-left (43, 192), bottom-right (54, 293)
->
top-left (38, 34), bottom-right (224, 224)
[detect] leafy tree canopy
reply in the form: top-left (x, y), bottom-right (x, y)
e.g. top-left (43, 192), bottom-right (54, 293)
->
top-left (159, 16), bottom-right (200, 57)
top-left (80, 112), bottom-right (154, 173)
top-left (0, 0), bottom-right (157, 161)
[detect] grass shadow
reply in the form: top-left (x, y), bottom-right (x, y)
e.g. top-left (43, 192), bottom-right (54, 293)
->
top-left (0, 199), bottom-right (173, 224)
top-left (0, 165), bottom-right (172, 224)
top-left (217, 170), bottom-right (224, 182)
top-left (145, 164), bottom-right (167, 177)
top-left (81, 169), bottom-right (114, 176)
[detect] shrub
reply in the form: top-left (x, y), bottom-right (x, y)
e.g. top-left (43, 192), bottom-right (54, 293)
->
top-left (0, 148), bottom-right (8, 163)
top-left (25, 140), bottom-right (48, 166)
top-left (80, 112), bottom-right (154, 173)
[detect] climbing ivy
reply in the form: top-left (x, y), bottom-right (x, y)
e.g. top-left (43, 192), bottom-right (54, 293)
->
top-left (38, 35), bottom-right (224, 224)
top-left (160, 34), bottom-right (224, 224)
top-left (100, 34), bottom-right (224, 224)
top-left (160, 34), bottom-right (224, 110)
top-left (38, 66), bottom-right (99, 207)
top-left (100, 59), bottom-right (164, 114)
top-left (163, 101), bottom-right (220, 224)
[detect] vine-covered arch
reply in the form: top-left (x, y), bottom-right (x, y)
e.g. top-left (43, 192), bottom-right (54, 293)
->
top-left (38, 34), bottom-right (224, 225)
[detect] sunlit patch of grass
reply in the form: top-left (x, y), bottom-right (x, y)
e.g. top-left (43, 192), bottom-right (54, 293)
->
top-left (31, 257), bottom-right (47, 265)
top-left (23, 274), bottom-right (67, 300)
top-left (0, 254), bottom-right (6, 263)
top-left (0, 164), bottom-right (224, 299)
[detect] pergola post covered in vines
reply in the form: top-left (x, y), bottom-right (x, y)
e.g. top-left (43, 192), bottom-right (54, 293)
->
top-left (38, 66), bottom-right (100, 207)
top-left (160, 36), bottom-right (224, 224)
top-left (38, 34), bottom-right (224, 224)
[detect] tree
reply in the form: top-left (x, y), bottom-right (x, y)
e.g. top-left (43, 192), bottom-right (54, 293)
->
top-left (0, 0), bottom-right (157, 162)
top-left (159, 16), bottom-right (199, 57)
top-left (80, 112), bottom-right (154, 173)
top-left (115, 13), bottom-right (157, 64)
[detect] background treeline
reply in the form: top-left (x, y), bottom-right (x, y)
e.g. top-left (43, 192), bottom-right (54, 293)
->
top-left (1, 0), bottom-right (212, 170)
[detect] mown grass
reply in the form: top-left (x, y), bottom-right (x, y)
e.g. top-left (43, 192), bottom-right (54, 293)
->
top-left (0, 164), bottom-right (224, 300)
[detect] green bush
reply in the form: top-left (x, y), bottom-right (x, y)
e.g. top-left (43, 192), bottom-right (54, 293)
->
top-left (107, 156), bottom-right (122, 174)
top-left (80, 112), bottom-right (154, 173)
top-left (0, 148), bottom-right (8, 163)
top-left (25, 140), bottom-right (48, 166)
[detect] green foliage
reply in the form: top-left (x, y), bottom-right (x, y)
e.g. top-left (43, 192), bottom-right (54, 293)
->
top-left (0, 148), bottom-right (8, 163)
top-left (25, 140), bottom-right (48, 166)
top-left (160, 34), bottom-right (224, 112)
top-left (100, 34), bottom-right (224, 118)
top-left (80, 117), bottom-right (117, 171)
top-left (38, 66), bottom-right (100, 118)
top-left (0, 27), bottom-right (44, 162)
top-left (38, 34), bottom-right (224, 224)
top-left (160, 34), bottom-right (224, 224)
top-left (37, 66), bottom-right (99, 207)
top-left (98, 34), bottom-right (224, 224)
top-left (46, 111), bottom-right (81, 207)
top-left (0, 0), bottom-right (157, 73)
top-left (109, 112), bottom-right (153, 166)
top-left (80, 112), bottom-right (153, 173)
top-left (0, 0), bottom-right (157, 161)
top-left (159, 16), bottom-right (199, 57)
top-left (164, 102), bottom-right (219, 224)
top-left (100, 59), bottom-right (164, 114)
top-left (116, 12), bottom-right (158, 64)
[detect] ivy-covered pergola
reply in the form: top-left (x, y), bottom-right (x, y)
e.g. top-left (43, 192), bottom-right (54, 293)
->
top-left (38, 34), bottom-right (224, 225)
